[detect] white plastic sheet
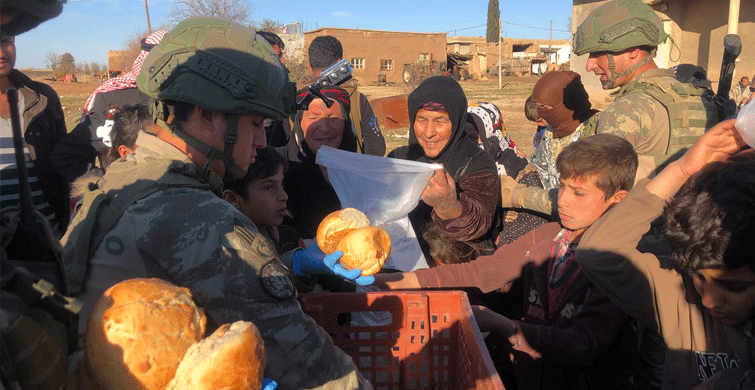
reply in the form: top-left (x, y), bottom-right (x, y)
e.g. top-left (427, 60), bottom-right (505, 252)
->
top-left (316, 146), bottom-right (441, 272)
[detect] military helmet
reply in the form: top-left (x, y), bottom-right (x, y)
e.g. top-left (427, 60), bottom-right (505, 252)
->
top-left (137, 17), bottom-right (296, 121)
top-left (573, 0), bottom-right (667, 56)
top-left (1, 0), bottom-right (65, 36)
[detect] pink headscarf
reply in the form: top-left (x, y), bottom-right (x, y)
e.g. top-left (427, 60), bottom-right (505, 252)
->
top-left (80, 30), bottom-right (168, 119)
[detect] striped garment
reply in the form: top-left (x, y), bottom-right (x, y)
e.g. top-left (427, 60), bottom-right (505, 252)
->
top-left (1, 115), bottom-right (59, 234)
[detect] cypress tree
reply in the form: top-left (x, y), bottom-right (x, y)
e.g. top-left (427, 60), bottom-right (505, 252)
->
top-left (486, 0), bottom-right (500, 43)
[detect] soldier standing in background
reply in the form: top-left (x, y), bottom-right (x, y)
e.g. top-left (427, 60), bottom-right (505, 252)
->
top-left (574, 0), bottom-right (718, 180)
top-left (504, 0), bottom-right (718, 215)
top-left (61, 18), bottom-right (372, 389)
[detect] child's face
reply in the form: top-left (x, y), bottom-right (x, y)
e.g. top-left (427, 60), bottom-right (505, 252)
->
top-left (238, 167), bottom-right (288, 230)
top-left (693, 267), bottom-right (755, 325)
top-left (557, 175), bottom-right (625, 239)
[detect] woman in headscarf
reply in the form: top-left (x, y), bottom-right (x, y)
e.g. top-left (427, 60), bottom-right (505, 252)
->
top-left (280, 87), bottom-right (357, 240)
top-left (465, 102), bottom-right (549, 246)
top-left (528, 71), bottom-right (599, 189)
top-left (388, 76), bottom-right (500, 265)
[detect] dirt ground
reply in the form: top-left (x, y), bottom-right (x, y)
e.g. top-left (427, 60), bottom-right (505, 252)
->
top-left (45, 75), bottom-right (544, 157)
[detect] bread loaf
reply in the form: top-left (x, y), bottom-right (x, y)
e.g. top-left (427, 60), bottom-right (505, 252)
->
top-left (85, 278), bottom-right (207, 390)
top-left (316, 208), bottom-right (370, 254)
top-left (337, 226), bottom-right (391, 276)
top-left (166, 321), bottom-right (266, 390)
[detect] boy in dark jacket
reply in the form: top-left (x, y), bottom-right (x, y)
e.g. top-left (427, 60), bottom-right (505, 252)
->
top-left (375, 134), bottom-right (638, 389)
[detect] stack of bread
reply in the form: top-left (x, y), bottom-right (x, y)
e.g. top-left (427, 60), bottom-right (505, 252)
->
top-left (79, 278), bottom-right (266, 390)
top-left (316, 208), bottom-right (391, 276)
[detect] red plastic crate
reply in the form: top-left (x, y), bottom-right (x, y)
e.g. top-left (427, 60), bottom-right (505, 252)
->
top-left (299, 291), bottom-right (506, 390)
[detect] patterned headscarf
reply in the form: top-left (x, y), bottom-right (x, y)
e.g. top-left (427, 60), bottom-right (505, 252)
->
top-left (81, 30), bottom-right (168, 119)
top-left (466, 102), bottom-right (526, 177)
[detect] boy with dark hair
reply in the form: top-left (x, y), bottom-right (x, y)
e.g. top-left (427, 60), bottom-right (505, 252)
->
top-left (577, 119), bottom-right (755, 389)
top-left (256, 31), bottom-right (285, 65)
top-left (376, 133), bottom-right (639, 390)
top-left (107, 104), bottom-right (149, 163)
top-left (307, 35), bottom-right (342, 70)
top-left (223, 146), bottom-right (305, 255)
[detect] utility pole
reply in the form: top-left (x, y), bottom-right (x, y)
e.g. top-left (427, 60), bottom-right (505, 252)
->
top-left (499, 17), bottom-right (502, 89)
top-left (144, 0), bottom-right (152, 33)
top-left (549, 20), bottom-right (553, 64)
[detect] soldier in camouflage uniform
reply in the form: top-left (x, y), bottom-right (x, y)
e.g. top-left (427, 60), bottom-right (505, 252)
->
top-left (503, 0), bottom-right (717, 216)
top-left (61, 18), bottom-right (372, 390)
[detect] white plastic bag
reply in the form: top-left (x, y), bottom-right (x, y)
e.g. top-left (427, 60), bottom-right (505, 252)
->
top-left (316, 146), bottom-right (441, 271)
top-left (736, 99), bottom-right (755, 148)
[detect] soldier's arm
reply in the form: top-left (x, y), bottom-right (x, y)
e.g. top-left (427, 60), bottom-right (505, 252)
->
top-left (502, 173), bottom-right (557, 216)
top-left (147, 214), bottom-right (369, 389)
top-left (518, 186), bottom-right (558, 215)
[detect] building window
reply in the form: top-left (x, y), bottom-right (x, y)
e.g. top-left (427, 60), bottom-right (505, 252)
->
top-left (380, 59), bottom-right (393, 71)
top-left (351, 58), bottom-right (364, 69)
top-left (418, 53), bottom-right (430, 62)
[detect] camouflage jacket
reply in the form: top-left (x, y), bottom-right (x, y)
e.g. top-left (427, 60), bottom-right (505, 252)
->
top-left (66, 132), bottom-right (370, 390)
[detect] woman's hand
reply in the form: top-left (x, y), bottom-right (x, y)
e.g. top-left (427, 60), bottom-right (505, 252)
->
top-left (421, 167), bottom-right (462, 219)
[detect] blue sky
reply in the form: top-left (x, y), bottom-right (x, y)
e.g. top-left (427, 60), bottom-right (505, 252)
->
top-left (15, 0), bottom-right (573, 69)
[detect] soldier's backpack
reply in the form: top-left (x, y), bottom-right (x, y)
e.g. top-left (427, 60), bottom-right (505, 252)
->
top-left (60, 158), bottom-right (222, 296)
top-left (615, 76), bottom-right (719, 169)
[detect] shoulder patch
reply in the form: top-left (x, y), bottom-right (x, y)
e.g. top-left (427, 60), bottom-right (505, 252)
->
top-left (260, 260), bottom-right (296, 301)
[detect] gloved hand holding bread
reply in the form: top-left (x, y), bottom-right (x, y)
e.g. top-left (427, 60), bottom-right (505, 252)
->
top-left (316, 208), bottom-right (391, 277)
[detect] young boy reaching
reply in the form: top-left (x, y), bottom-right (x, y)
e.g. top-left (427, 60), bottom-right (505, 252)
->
top-left (223, 146), bottom-right (305, 255)
top-left (576, 119), bottom-right (754, 389)
top-left (375, 134), bottom-right (638, 389)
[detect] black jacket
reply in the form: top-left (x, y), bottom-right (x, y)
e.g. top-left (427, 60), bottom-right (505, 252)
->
top-left (9, 70), bottom-right (70, 232)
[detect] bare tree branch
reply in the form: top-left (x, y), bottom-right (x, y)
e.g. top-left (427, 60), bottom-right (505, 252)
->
top-left (45, 52), bottom-right (60, 70)
top-left (170, 0), bottom-right (253, 26)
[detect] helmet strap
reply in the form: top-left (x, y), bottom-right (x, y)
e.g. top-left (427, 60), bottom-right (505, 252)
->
top-left (219, 113), bottom-right (247, 180)
top-left (605, 47), bottom-right (656, 89)
top-left (152, 101), bottom-right (246, 179)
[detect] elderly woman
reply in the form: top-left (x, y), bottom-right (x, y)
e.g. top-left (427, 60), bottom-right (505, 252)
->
top-left (280, 87), bottom-right (357, 239)
top-left (388, 76), bottom-right (500, 265)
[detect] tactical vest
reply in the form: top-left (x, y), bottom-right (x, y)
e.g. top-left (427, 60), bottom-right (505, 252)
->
top-left (60, 158), bottom-right (222, 296)
top-left (614, 76), bottom-right (718, 168)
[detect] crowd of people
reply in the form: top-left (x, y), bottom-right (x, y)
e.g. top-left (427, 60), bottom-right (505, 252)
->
top-left (3, 0), bottom-right (755, 389)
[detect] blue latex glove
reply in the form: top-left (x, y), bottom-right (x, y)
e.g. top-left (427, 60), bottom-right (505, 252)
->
top-left (261, 378), bottom-right (277, 390)
top-left (291, 244), bottom-right (375, 285)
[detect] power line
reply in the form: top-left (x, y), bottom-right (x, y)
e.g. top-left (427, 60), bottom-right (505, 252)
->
top-left (503, 20), bottom-right (570, 33)
top-left (446, 23), bottom-right (487, 35)
top-left (447, 19), bottom-right (570, 35)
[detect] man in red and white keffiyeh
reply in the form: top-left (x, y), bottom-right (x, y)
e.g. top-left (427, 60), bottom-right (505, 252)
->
top-left (80, 29), bottom-right (167, 119)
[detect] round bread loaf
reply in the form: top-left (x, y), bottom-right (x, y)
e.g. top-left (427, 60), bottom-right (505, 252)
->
top-left (166, 321), bottom-right (265, 390)
top-left (316, 208), bottom-right (370, 254)
top-left (336, 226), bottom-right (391, 276)
top-left (86, 278), bottom-right (207, 390)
